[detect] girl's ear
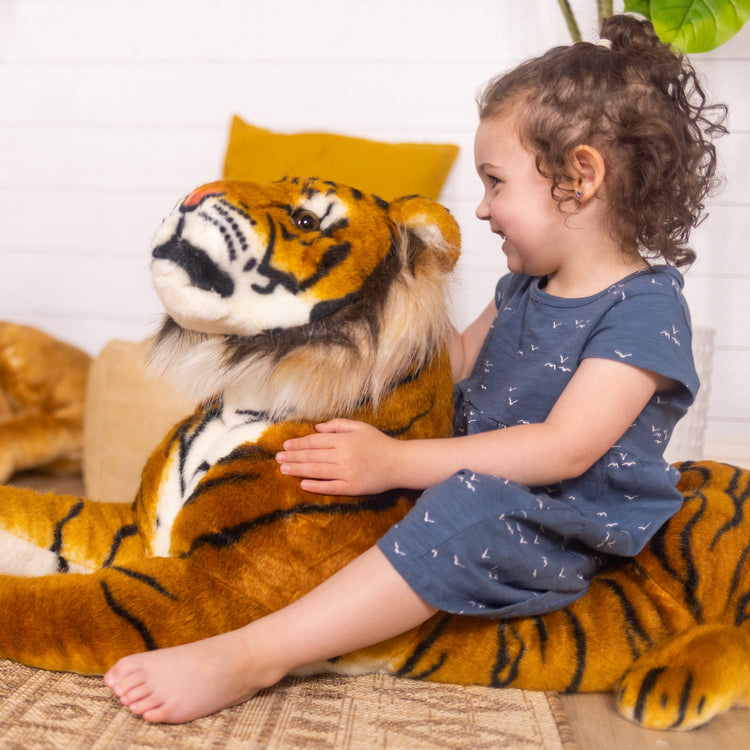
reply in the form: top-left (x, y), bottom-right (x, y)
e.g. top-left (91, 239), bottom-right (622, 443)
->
top-left (572, 145), bottom-right (605, 202)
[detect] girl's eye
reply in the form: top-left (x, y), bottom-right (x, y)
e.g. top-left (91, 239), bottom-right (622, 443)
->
top-left (291, 209), bottom-right (321, 232)
top-left (489, 176), bottom-right (502, 188)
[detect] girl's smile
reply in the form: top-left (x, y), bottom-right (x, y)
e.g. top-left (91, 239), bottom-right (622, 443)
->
top-left (473, 111), bottom-right (647, 299)
top-left (474, 113), bottom-right (576, 284)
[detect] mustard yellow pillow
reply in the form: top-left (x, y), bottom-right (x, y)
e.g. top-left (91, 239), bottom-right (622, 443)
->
top-left (222, 116), bottom-right (459, 201)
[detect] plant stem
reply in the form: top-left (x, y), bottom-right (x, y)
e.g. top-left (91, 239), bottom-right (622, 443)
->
top-left (597, 0), bottom-right (614, 26)
top-left (557, 0), bottom-right (582, 42)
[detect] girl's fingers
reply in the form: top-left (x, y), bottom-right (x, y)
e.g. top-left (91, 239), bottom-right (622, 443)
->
top-left (278, 461), bottom-right (341, 480)
top-left (314, 418), bottom-right (357, 433)
top-left (280, 435), bottom-right (334, 453)
top-left (276, 448), bottom-right (337, 465)
top-left (281, 419), bottom-right (369, 451)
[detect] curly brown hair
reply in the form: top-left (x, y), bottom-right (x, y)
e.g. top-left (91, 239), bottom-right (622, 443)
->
top-left (476, 14), bottom-right (728, 267)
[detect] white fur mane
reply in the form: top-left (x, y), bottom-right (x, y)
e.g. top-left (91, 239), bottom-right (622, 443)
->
top-left (148, 229), bottom-right (455, 423)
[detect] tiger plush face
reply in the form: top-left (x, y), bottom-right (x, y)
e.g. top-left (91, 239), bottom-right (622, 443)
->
top-left (152, 178), bottom-right (398, 336)
top-left (150, 177), bottom-right (460, 418)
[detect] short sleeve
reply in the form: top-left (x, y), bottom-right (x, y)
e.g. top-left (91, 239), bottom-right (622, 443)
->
top-left (582, 287), bottom-right (699, 409)
top-left (495, 273), bottom-right (530, 310)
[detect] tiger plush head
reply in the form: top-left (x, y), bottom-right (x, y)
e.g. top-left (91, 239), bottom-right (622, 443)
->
top-left (149, 177), bottom-right (460, 420)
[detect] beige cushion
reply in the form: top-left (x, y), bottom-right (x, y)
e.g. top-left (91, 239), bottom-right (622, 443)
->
top-left (83, 340), bottom-right (195, 503)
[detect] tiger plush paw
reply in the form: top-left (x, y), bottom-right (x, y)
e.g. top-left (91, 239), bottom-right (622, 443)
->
top-left (615, 623), bottom-right (750, 730)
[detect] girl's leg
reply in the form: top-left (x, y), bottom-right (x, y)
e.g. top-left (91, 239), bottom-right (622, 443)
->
top-left (104, 545), bottom-right (437, 723)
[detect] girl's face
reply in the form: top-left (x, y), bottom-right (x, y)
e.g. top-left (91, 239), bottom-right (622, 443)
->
top-left (474, 113), bottom-right (575, 279)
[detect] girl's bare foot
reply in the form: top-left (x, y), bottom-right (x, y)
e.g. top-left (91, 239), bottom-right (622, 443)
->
top-left (104, 547), bottom-right (435, 724)
top-left (104, 628), bottom-right (281, 723)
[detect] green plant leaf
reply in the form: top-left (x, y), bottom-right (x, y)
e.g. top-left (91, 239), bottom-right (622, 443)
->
top-left (624, 0), bottom-right (750, 52)
top-left (624, 0), bottom-right (650, 17)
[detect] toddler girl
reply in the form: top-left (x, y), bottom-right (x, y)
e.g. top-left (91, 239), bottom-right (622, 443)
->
top-left (105, 14), bottom-right (727, 722)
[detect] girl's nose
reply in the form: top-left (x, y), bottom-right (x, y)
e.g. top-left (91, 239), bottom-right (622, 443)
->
top-left (475, 196), bottom-right (490, 221)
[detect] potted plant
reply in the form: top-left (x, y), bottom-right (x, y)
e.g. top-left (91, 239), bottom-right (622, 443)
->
top-left (558, 0), bottom-right (749, 51)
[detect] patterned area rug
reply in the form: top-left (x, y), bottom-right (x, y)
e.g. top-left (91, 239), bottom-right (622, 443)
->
top-left (0, 660), bottom-right (576, 749)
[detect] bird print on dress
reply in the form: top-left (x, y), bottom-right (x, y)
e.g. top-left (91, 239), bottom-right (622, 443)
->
top-left (385, 268), bottom-right (697, 618)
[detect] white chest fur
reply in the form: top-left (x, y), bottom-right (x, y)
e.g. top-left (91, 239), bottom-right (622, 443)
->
top-left (153, 398), bottom-right (270, 556)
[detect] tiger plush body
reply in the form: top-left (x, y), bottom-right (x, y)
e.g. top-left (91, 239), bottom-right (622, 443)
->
top-left (0, 177), bottom-right (458, 666)
top-left (0, 178), bottom-right (748, 731)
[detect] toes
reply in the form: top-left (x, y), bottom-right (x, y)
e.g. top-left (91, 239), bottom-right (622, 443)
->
top-left (141, 708), bottom-right (168, 724)
top-left (118, 683), bottom-right (155, 707)
top-left (108, 671), bottom-right (148, 699)
top-left (104, 657), bottom-right (146, 689)
top-left (127, 695), bottom-right (166, 719)
top-left (103, 667), bottom-right (121, 689)
top-left (141, 705), bottom-right (185, 724)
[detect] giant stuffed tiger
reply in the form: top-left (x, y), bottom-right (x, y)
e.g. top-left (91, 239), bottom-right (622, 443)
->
top-left (0, 178), bottom-right (748, 732)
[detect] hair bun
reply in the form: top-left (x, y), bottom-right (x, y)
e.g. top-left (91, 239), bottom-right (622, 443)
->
top-left (600, 14), bottom-right (663, 53)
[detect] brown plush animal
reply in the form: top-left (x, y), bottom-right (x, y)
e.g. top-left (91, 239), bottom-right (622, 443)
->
top-left (0, 178), bottom-right (747, 732)
top-left (0, 323), bottom-right (91, 483)
top-left (0, 176), bottom-right (458, 668)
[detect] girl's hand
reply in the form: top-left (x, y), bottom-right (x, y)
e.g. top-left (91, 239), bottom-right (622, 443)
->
top-left (276, 419), bottom-right (401, 496)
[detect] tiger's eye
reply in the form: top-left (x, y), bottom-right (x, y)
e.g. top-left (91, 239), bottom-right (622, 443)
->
top-left (291, 210), bottom-right (321, 232)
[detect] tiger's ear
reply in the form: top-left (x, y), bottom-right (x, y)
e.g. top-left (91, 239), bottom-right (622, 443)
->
top-left (388, 195), bottom-right (461, 273)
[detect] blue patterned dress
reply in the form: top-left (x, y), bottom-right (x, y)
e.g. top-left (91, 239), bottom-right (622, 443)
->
top-left (377, 266), bottom-right (699, 617)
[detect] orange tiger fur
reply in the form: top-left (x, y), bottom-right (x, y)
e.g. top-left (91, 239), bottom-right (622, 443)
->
top-left (0, 179), bottom-right (747, 730)
top-left (0, 178), bottom-right (458, 672)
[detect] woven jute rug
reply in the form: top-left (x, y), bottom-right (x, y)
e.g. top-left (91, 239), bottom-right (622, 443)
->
top-left (0, 659), bottom-right (576, 749)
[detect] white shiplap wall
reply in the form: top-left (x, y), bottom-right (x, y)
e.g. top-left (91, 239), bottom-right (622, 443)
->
top-left (1, 0), bottom-right (748, 464)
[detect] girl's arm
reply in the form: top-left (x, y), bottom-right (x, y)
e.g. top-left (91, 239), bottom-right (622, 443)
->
top-left (277, 356), bottom-right (671, 495)
top-left (450, 300), bottom-right (496, 382)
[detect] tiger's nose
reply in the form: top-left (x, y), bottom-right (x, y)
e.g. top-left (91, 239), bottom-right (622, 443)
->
top-left (181, 186), bottom-right (226, 212)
